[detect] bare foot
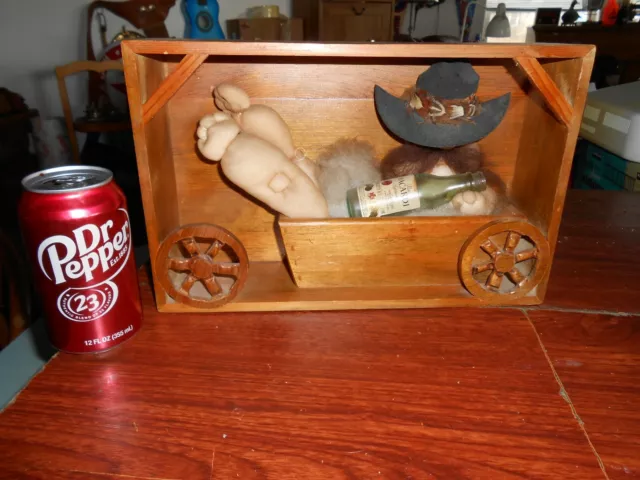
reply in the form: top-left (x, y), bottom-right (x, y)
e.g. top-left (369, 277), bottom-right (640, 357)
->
top-left (214, 83), bottom-right (251, 115)
top-left (197, 112), bottom-right (231, 141)
top-left (197, 114), bottom-right (241, 162)
top-left (452, 189), bottom-right (497, 215)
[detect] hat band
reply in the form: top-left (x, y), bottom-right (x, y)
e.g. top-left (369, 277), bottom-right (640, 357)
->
top-left (409, 90), bottom-right (482, 125)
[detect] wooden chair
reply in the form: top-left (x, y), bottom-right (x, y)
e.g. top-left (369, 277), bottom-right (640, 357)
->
top-left (55, 60), bottom-right (130, 164)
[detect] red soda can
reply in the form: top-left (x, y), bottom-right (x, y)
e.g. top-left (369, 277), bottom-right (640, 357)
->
top-left (18, 165), bottom-right (142, 353)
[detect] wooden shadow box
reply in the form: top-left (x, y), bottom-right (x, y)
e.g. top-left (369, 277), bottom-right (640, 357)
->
top-left (121, 40), bottom-right (595, 313)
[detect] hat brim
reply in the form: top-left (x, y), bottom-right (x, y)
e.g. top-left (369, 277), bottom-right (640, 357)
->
top-left (374, 85), bottom-right (511, 149)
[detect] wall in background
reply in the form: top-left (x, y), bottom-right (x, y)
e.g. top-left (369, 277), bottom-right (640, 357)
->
top-left (1, 0), bottom-right (90, 120)
top-left (0, 0), bottom-right (488, 123)
top-left (0, 0), bottom-right (291, 120)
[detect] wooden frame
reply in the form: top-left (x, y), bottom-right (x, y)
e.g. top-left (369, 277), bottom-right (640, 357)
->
top-left (121, 40), bottom-right (595, 313)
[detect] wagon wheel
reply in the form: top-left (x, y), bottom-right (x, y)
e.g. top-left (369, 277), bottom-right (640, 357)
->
top-left (458, 220), bottom-right (551, 300)
top-left (156, 224), bottom-right (249, 308)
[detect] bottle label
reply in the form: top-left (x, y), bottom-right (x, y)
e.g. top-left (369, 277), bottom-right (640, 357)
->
top-left (356, 175), bottom-right (420, 217)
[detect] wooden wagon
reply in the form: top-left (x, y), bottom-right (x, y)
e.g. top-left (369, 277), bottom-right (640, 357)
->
top-left (121, 40), bottom-right (594, 313)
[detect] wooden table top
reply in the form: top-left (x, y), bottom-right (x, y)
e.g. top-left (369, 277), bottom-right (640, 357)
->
top-left (1, 190), bottom-right (639, 479)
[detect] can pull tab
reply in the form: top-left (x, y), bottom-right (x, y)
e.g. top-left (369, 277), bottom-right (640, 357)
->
top-left (47, 175), bottom-right (91, 189)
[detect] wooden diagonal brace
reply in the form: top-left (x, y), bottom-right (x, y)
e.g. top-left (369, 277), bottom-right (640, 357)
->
top-left (142, 53), bottom-right (208, 125)
top-left (515, 56), bottom-right (573, 127)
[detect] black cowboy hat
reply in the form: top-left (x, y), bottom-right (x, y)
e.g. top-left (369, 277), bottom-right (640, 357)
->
top-left (374, 62), bottom-right (511, 149)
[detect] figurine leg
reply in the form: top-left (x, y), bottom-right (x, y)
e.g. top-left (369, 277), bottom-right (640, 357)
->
top-left (221, 133), bottom-right (329, 218)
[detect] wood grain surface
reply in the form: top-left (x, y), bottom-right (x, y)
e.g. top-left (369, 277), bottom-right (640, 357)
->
top-left (123, 39), bottom-right (595, 59)
top-left (542, 190), bottom-right (640, 314)
top-left (531, 52), bottom-right (594, 267)
top-left (278, 215), bottom-right (517, 288)
top-left (540, 58), bottom-right (583, 108)
top-left (2, 191), bottom-right (639, 479)
top-left (510, 53), bottom-right (594, 309)
top-left (529, 310), bottom-right (640, 479)
top-left (123, 46), bottom-right (181, 306)
top-left (142, 53), bottom-right (207, 125)
top-left (155, 261), bottom-right (541, 314)
top-left (510, 55), bottom-right (593, 237)
top-left (121, 41), bottom-right (595, 314)
top-left (0, 282), bottom-right (603, 479)
top-left (515, 56), bottom-right (573, 126)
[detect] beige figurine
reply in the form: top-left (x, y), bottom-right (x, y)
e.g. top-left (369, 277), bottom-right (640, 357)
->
top-left (197, 84), bottom-right (328, 218)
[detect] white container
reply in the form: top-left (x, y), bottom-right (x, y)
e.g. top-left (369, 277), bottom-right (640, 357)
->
top-left (30, 116), bottom-right (73, 169)
top-left (580, 81), bottom-right (640, 164)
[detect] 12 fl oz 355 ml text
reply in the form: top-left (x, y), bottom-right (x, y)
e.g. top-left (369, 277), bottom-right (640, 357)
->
top-left (84, 324), bottom-right (134, 346)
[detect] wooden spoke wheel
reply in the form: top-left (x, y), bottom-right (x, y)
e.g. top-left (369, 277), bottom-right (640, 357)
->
top-left (459, 220), bottom-right (550, 300)
top-left (156, 224), bottom-right (249, 308)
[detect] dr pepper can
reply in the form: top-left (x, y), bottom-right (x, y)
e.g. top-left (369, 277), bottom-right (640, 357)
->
top-left (18, 165), bottom-right (142, 353)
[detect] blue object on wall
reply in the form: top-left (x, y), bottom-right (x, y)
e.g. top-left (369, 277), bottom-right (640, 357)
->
top-left (182, 0), bottom-right (225, 39)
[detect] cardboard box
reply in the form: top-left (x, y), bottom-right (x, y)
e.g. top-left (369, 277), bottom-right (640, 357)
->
top-left (226, 18), bottom-right (303, 41)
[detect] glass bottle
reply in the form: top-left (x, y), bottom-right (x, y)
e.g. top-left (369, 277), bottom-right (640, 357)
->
top-left (346, 171), bottom-right (487, 218)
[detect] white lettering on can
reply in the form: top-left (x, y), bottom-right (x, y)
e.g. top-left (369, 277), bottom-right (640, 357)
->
top-left (37, 216), bottom-right (130, 285)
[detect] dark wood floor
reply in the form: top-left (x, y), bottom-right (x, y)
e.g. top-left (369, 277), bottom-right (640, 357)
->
top-left (1, 190), bottom-right (639, 479)
top-left (529, 310), bottom-right (640, 480)
top-left (541, 192), bottom-right (640, 314)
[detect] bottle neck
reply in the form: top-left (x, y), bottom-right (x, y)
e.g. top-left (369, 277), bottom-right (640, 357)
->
top-left (416, 171), bottom-right (487, 192)
top-left (468, 171), bottom-right (487, 192)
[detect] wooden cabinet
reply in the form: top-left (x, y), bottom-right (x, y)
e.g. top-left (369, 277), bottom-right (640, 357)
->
top-left (294, 0), bottom-right (394, 41)
top-left (320, 2), bottom-right (392, 41)
top-left (533, 23), bottom-right (640, 85)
